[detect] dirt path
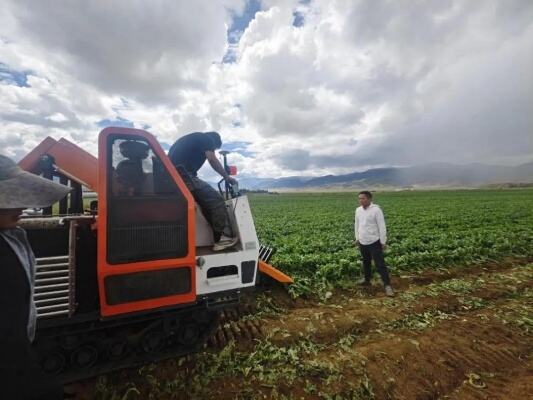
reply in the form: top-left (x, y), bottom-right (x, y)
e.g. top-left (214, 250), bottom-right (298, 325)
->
top-left (79, 260), bottom-right (533, 399)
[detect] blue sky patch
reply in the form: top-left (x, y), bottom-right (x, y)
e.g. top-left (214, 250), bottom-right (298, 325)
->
top-left (223, 50), bottom-right (238, 64)
top-left (293, 11), bottom-right (305, 27)
top-left (228, 0), bottom-right (262, 43)
top-left (97, 117), bottom-right (134, 128)
top-left (222, 140), bottom-right (255, 157)
top-left (0, 63), bottom-right (30, 87)
top-left (223, 0), bottom-right (262, 63)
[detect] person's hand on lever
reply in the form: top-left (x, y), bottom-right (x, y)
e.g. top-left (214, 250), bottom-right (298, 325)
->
top-left (225, 176), bottom-right (238, 186)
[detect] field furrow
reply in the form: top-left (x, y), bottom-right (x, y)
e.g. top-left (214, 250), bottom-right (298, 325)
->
top-left (86, 261), bottom-right (532, 400)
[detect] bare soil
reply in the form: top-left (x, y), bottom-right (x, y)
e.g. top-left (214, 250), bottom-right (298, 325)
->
top-left (71, 259), bottom-right (533, 399)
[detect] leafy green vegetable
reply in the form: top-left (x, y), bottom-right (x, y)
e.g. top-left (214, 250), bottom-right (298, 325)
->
top-left (250, 190), bottom-right (533, 297)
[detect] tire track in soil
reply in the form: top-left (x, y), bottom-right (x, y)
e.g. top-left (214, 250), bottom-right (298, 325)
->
top-left (445, 357), bottom-right (533, 400)
top-left (207, 307), bottom-right (265, 348)
top-left (222, 262), bottom-right (531, 349)
top-left (206, 261), bottom-right (532, 399)
top-left (355, 307), bottom-right (531, 399)
top-left (73, 261), bottom-right (531, 399)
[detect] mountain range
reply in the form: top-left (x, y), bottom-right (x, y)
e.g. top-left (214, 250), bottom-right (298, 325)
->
top-left (236, 162), bottom-right (533, 190)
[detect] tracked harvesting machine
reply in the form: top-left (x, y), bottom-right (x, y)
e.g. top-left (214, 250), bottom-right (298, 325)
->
top-left (17, 127), bottom-right (291, 383)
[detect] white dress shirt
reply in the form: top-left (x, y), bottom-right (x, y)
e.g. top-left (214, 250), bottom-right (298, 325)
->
top-left (354, 203), bottom-right (387, 245)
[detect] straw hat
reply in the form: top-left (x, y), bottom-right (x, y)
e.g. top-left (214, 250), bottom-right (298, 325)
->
top-left (0, 155), bottom-right (71, 209)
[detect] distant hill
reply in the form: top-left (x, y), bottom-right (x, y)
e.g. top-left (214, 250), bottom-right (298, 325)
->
top-left (237, 162), bottom-right (533, 190)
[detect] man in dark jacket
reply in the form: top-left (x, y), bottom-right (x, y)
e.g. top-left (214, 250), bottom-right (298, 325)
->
top-left (0, 154), bottom-right (71, 399)
top-left (168, 132), bottom-right (238, 251)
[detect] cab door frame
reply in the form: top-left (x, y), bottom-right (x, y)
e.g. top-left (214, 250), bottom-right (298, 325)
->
top-left (97, 127), bottom-right (196, 317)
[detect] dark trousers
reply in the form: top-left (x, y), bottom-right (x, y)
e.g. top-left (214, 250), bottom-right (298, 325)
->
top-left (0, 238), bottom-right (62, 399)
top-left (179, 172), bottom-right (233, 242)
top-left (359, 240), bottom-right (391, 286)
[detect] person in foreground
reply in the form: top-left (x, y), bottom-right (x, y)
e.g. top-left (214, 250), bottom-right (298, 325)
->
top-left (354, 190), bottom-right (394, 297)
top-left (0, 155), bottom-right (71, 399)
top-left (168, 131), bottom-right (238, 251)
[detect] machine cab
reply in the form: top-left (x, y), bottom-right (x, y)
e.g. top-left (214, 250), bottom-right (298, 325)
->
top-left (97, 128), bottom-right (197, 317)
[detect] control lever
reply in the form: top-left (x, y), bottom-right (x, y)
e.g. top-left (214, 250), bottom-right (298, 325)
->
top-left (218, 150), bottom-right (240, 200)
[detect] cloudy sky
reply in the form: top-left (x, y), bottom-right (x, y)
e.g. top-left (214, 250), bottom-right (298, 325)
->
top-left (1, 0), bottom-right (532, 181)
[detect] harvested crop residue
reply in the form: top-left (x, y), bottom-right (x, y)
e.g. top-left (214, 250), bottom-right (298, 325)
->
top-left (74, 261), bottom-right (533, 399)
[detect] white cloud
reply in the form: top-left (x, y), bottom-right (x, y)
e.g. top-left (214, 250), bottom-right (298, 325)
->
top-left (220, 0), bottom-right (533, 173)
top-left (0, 0), bottom-right (532, 179)
top-left (0, 0), bottom-right (244, 158)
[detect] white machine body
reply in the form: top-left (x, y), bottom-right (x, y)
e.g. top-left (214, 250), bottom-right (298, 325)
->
top-left (194, 195), bottom-right (259, 296)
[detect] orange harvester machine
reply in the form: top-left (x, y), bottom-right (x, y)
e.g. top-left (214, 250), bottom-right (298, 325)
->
top-left (17, 127), bottom-right (292, 382)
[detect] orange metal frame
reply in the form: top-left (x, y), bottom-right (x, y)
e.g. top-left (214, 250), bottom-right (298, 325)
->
top-left (258, 260), bottom-right (294, 284)
top-left (18, 137), bottom-right (98, 191)
top-left (97, 127), bottom-right (197, 317)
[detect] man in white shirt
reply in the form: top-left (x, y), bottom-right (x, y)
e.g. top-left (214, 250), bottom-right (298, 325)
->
top-left (354, 191), bottom-right (394, 297)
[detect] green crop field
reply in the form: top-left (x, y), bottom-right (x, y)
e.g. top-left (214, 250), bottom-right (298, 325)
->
top-left (91, 189), bottom-right (533, 400)
top-left (250, 189), bottom-right (533, 298)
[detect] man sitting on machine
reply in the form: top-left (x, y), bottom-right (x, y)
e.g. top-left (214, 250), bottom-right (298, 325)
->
top-left (168, 131), bottom-right (238, 251)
